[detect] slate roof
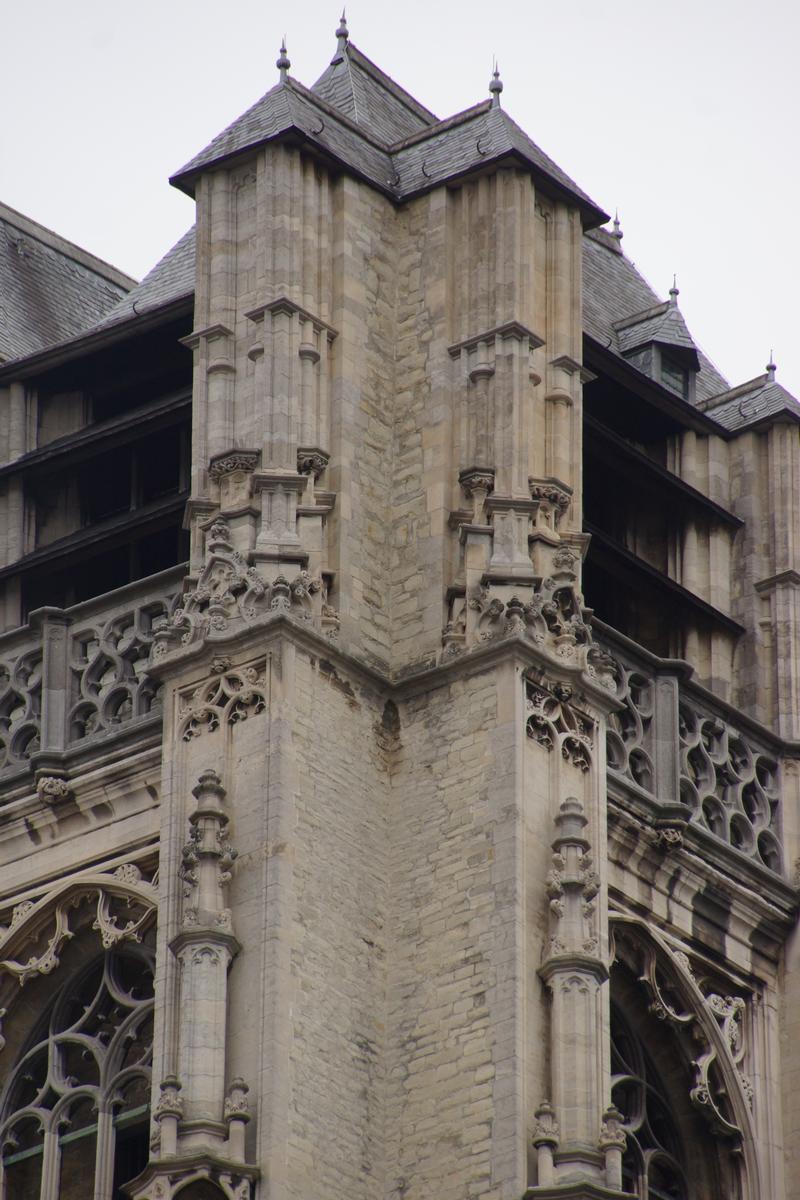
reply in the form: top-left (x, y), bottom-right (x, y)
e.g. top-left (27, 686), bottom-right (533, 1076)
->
top-left (171, 39), bottom-right (607, 228)
top-left (699, 375), bottom-right (800, 431)
top-left (311, 42), bottom-right (436, 143)
top-left (96, 227), bottom-right (196, 328)
top-left (0, 202), bottom-right (135, 363)
top-left (615, 301), bottom-right (699, 362)
top-left (583, 229), bottom-right (729, 404)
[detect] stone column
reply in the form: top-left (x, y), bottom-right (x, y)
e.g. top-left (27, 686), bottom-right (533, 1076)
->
top-left (168, 769), bottom-right (241, 1144)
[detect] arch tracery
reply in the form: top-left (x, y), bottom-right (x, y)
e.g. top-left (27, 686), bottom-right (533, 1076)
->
top-left (610, 911), bottom-right (760, 1200)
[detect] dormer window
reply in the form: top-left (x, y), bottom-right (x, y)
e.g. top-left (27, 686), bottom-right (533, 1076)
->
top-left (660, 354), bottom-right (689, 399)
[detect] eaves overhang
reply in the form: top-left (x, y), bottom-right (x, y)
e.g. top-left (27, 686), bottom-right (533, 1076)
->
top-left (584, 335), bottom-right (732, 438)
top-left (0, 295), bottom-right (194, 385)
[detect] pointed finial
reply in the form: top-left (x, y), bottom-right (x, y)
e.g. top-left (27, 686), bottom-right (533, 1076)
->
top-left (332, 9), bottom-right (349, 61)
top-left (277, 38), bottom-right (291, 82)
top-left (489, 59), bottom-right (504, 107)
top-left (611, 210), bottom-right (623, 241)
top-left (669, 274), bottom-right (679, 306)
top-left (766, 351), bottom-right (777, 382)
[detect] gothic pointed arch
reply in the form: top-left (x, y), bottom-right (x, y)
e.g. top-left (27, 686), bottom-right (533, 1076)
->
top-left (610, 911), bottom-right (760, 1200)
top-left (0, 862), bottom-right (157, 1200)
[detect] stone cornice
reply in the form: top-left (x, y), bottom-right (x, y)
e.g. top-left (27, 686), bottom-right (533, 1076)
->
top-left (244, 296), bottom-right (338, 340)
top-left (448, 320), bottom-right (545, 357)
top-left (146, 609), bottom-right (621, 715)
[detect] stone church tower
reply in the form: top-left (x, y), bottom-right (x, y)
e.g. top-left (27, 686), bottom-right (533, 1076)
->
top-left (0, 19), bottom-right (799, 1200)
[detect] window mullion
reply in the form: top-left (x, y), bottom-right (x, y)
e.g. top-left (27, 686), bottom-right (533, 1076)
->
top-left (39, 1127), bottom-right (60, 1200)
top-left (93, 1107), bottom-right (115, 1200)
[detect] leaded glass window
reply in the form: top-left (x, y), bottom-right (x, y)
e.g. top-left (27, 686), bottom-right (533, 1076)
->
top-left (611, 1002), bottom-right (689, 1200)
top-left (0, 946), bottom-right (153, 1200)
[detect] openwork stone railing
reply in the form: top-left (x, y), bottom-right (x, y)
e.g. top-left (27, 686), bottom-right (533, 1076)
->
top-left (0, 566), bottom-right (183, 781)
top-left (598, 627), bottom-right (785, 876)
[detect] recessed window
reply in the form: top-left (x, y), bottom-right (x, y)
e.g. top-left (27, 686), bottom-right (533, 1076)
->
top-left (660, 355), bottom-right (689, 399)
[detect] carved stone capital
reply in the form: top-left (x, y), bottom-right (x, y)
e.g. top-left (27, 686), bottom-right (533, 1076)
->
top-left (155, 1076), bottom-right (184, 1122)
top-left (209, 450), bottom-right (260, 481)
top-left (532, 1100), bottom-right (560, 1149)
top-left (297, 447), bottom-right (330, 480)
top-left (459, 466), bottom-right (495, 498)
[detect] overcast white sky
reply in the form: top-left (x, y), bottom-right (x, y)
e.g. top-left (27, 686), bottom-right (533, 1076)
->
top-left (3, 0), bottom-right (798, 395)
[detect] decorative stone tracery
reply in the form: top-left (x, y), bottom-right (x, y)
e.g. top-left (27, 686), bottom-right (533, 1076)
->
top-left (610, 912), bottom-right (759, 1192)
top-left (178, 661), bottom-right (267, 741)
top-left (526, 678), bottom-right (594, 772)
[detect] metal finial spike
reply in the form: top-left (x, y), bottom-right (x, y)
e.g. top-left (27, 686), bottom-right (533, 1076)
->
top-left (277, 39), bottom-right (291, 82)
top-left (669, 274), bottom-right (679, 305)
top-left (766, 351), bottom-right (777, 382)
top-left (489, 61), bottom-right (504, 106)
top-left (333, 9), bottom-right (349, 61)
top-left (611, 210), bottom-right (623, 241)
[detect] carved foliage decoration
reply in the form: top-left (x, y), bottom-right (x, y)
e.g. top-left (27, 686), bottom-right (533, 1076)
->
top-left (526, 678), bottom-right (594, 771)
top-left (468, 570), bottom-right (591, 656)
top-left (153, 518), bottom-right (329, 658)
top-left (178, 661), bottom-right (267, 741)
top-left (611, 916), bottom-right (757, 1155)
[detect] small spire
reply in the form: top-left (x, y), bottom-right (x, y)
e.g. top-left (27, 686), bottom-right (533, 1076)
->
top-left (766, 351), bottom-right (777, 382)
top-left (277, 38), bottom-right (291, 82)
top-left (489, 59), bottom-right (504, 107)
top-left (669, 274), bottom-right (679, 306)
top-left (332, 10), bottom-right (349, 61)
top-left (611, 210), bottom-right (623, 241)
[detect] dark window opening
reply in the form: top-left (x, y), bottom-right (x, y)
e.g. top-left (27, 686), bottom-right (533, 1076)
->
top-left (660, 355), bottom-right (689, 399)
top-left (22, 521), bottom-right (188, 616)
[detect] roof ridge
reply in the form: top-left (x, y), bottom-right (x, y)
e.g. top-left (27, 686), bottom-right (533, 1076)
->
top-left (346, 43), bottom-right (437, 124)
top-left (699, 374), bottom-right (772, 410)
top-left (0, 200), bottom-right (137, 291)
top-left (613, 300), bottom-right (671, 331)
top-left (389, 101), bottom-right (492, 151)
top-left (286, 78), bottom-right (394, 152)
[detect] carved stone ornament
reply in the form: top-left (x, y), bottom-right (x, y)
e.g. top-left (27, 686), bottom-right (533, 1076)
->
top-left (610, 915), bottom-right (758, 1149)
top-left (541, 798), bottom-right (602, 970)
top-left (526, 678), bottom-right (594, 772)
top-left (531, 1099), bottom-right (560, 1149)
top-left (36, 775), bottom-right (72, 805)
top-left (598, 1104), bottom-right (627, 1151)
top-left (0, 865), bottom-right (157, 1049)
top-left (178, 662), bottom-right (267, 741)
top-left (467, 573), bottom-right (591, 659)
top-left (151, 518), bottom-right (332, 659)
top-left (208, 451), bottom-right (260, 481)
top-left (297, 446), bottom-right (330, 480)
top-left (529, 477), bottom-right (571, 521)
top-left (155, 1075), bottom-right (184, 1121)
top-left (459, 466), bottom-right (496, 498)
top-left (224, 1077), bottom-right (251, 1123)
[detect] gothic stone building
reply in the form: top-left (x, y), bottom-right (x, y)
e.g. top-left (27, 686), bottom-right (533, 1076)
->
top-left (0, 22), bottom-right (799, 1200)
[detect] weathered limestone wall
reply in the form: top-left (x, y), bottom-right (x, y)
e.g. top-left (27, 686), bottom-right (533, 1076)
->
top-left (385, 658), bottom-right (528, 1199)
top-left (328, 175), bottom-right (397, 667)
top-left (155, 637), bottom-right (390, 1200)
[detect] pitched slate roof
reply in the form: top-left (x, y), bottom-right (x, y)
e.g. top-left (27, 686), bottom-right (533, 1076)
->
top-left (171, 39), bottom-right (607, 228)
top-left (311, 42), bottom-right (436, 143)
top-left (583, 228), bottom-right (728, 404)
top-left (699, 375), bottom-right (800, 431)
top-left (96, 227), bottom-right (196, 328)
top-left (0, 202), bottom-right (135, 363)
top-left (615, 301), bottom-right (699, 362)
